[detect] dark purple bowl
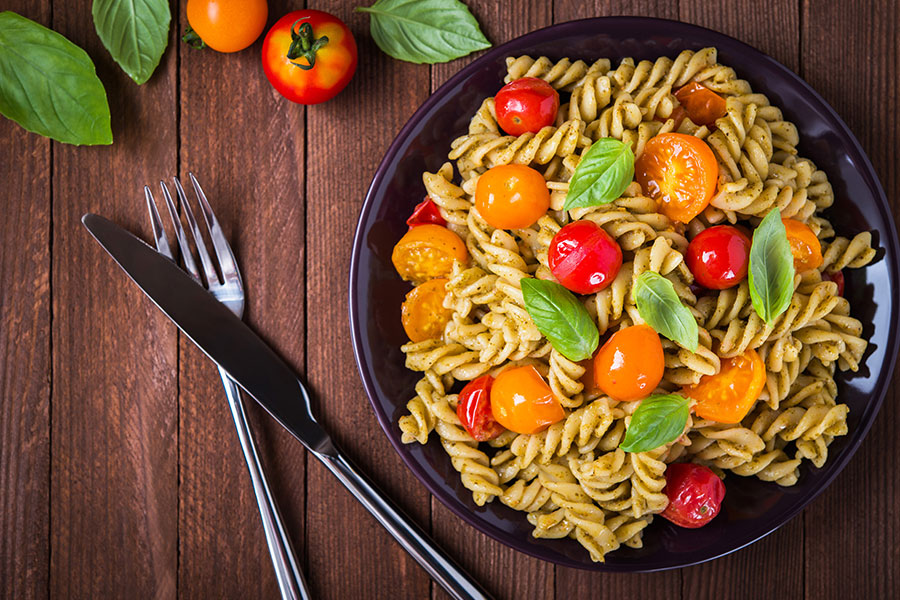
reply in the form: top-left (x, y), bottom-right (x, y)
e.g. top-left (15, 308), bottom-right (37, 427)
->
top-left (349, 17), bottom-right (900, 571)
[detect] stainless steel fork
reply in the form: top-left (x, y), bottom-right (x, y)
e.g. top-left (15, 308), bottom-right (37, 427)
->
top-left (145, 174), bottom-right (309, 600)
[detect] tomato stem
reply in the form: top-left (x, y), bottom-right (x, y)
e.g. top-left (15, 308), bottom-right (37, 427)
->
top-left (181, 26), bottom-right (206, 50)
top-left (286, 19), bottom-right (329, 71)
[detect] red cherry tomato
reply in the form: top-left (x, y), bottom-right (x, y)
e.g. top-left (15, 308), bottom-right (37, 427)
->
top-left (660, 463), bottom-right (726, 528)
top-left (475, 164), bottom-right (550, 229)
top-left (457, 375), bottom-right (505, 442)
top-left (686, 225), bottom-right (751, 290)
top-left (824, 270), bottom-right (845, 296)
top-left (262, 10), bottom-right (357, 105)
top-left (674, 82), bottom-right (727, 127)
top-left (495, 77), bottom-right (560, 136)
top-left (406, 198), bottom-right (446, 229)
top-left (548, 221), bottom-right (623, 294)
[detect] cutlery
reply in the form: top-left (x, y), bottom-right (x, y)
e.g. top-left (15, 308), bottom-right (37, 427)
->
top-left (144, 175), bottom-right (308, 600)
top-left (82, 207), bottom-right (491, 600)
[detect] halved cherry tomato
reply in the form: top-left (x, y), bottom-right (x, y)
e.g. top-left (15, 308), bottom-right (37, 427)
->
top-left (262, 10), bottom-right (357, 105)
top-left (475, 164), bottom-right (550, 230)
top-left (635, 133), bottom-right (718, 224)
top-left (490, 365), bottom-right (564, 434)
top-left (401, 278), bottom-right (452, 342)
top-left (495, 77), bottom-right (560, 136)
top-left (457, 375), bottom-right (505, 441)
top-left (674, 82), bottom-right (727, 128)
top-left (660, 463), bottom-right (725, 528)
top-left (681, 349), bottom-right (765, 423)
top-left (392, 224), bottom-right (468, 283)
top-left (548, 221), bottom-right (623, 294)
top-left (593, 325), bottom-right (665, 402)
top-left (824, 270), bottom-right (845, 296)
top-left (782, 218), bottom-right (823, 272)
top-left (186, 0), bottom-right (267, 53)
top-left (686, 225), bottom-right (751, 290)
top-left (406, 198), bottom-right (446, 229)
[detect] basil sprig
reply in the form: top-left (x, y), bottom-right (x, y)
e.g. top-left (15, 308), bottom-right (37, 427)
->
top-left (357, 0), bottom-right (491, 64)
top-left (563, 138), bottom-right (634, 211)
top-left (633, 271), bottom-right (699, 351)
top-left (620, 394), bottom-right (691, 453)
top-left (749, 210), bottom-right (795, 324)
top-left (521, 278), bottom-right (599, 361)
top-left (0, 12), bottom-right (112, 145)
top-left (93, 0), bottom-right (171, 85)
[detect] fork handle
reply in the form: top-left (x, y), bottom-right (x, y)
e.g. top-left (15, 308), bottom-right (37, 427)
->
top-left (219, 367), bottom-right (311, 600)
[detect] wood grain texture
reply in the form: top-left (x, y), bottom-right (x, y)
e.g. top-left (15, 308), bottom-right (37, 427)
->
top-left (176, 0), bottom-right (307, 597)
top-left (48, 3), bottom-right (179, 599)
top-left (0, 1), bottom-right (51, 597)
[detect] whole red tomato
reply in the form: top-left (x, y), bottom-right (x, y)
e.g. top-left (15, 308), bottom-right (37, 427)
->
top-left (262, 10), bottom-right (357, 104)
top-left (686, 225), bottom-right (751, 290)
top-left (660, 463), bottom-right (726, 528)
top-left (457, 375), bottom-right (504, 442)
top-left (548, 220), bottom-right (623, 294)
top-left (495, 77), bottom-right (559, 136)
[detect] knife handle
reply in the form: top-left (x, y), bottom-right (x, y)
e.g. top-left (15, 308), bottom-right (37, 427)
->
top-left (312, 446), bottom-right (493, 600)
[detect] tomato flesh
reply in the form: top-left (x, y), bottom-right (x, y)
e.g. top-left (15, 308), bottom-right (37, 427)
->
top-left (401, 278), bottom-right (452, 343)
top-left (457, 375), bottom-right (505, 441)
top-left (824, 270), bottom-right (845, 296)
top-left (660, 463), bottom-right (726, 528)
top-left (187, 0), bottom-right (267, 53)
top-left (782, 218), bottom-right (823, 272)
top-left (406, 197), bottom-right (446, 229)
top-left (495, 77), bottom-right (560, 136)
top-left (475, 164), bottom-right (550, 230)
top-left (490, 365), bottom-right (564, 434)
top-left (635, 133), bottom-right (718, 224)
top-left (593, 325), bottom-right (665, 402)
top-left (392, 224), bottom-right (468, 283)
top-left (548, 221), bottom-right (623, 294)
top-left (681, 349), bottom-right (765, 423)
top-left (686, 225), bottom-right (751, 290)
top-left (674, 82), bottom-right (727, 127)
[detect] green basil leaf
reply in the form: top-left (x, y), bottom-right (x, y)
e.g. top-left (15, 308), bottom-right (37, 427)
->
top-left (357, 0), bottom-right (491, 64)
top-left (521, 278), bottom-right (599, 361)
top-left (749, 210), bottom-right (795, 324)
top-left (0, 12), bottom-right (111, 145)
top-left (92, 0), bottom-right (170, 85)
top-left (633, 271), bottom-right (698, 351)
top-left (563, 138), bottom-right (634, 211)
top-left (620, 394), bottom-right (690, 453)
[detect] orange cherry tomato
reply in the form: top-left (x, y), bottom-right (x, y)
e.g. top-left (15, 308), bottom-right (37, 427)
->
top-left (635, 133), bottom-right (718, 224)
top-left (475, 164), bottom-right (550, 229)
top-left (391, 224), bottom-right (468, 283)
top-left (490, 365), bottom-right (564, 434)
top-left (681, 349), bottom-right (765, 423)
top-left (593, 324), bottom-right (665, 402)
top-left (401, 278), bottom-right (452, 342)
top-left (674, 82), bottom-right (727, 128)
top-left (186, 0), bottom-right (267, 53)
top-left (782, 218), bottom-right (823, 272)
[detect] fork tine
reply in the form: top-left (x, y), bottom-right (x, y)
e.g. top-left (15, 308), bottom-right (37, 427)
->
top-left (174, 176), bottom-right (220, 286)
top-left (145, 186), bottom-right (175, 260)
top-left (159, 180), bottom-right (202, 282)
top-left (189, 172), bottom-right (241, 285)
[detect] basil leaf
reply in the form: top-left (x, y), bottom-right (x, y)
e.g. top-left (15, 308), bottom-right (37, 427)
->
top-left (93, 0), bottom-right (170, 85)
top-left (357, 0), bottom-right (491, 64)
top-left (620, 394), bottom-right (690, 453)
top-left (521, 278), bottom-right (599, 361)
top-left (633, 271), bottom-right (698, 351)
top-left (749, 210), bottom-right (795, 324)
top-left (563, 138), bottom-right (634, 211)
top-left (0, 12), bottom-right (111, 145)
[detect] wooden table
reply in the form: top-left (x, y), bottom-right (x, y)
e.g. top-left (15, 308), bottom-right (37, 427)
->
top-left (2, 1), bottom-right (898, 598)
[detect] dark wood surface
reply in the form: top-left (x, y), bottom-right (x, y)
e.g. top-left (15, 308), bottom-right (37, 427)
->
top-left (1, 1), bottom-right (897, 598)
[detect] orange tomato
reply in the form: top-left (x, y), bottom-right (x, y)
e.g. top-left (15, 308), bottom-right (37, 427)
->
top-left (782, 218), bottom-right (823, 272)
top-left (475, 164), bottom-right (550, 229)
top-left (635, 133), bottom-right (718, 223)
top-left (186, 0), bottom-right (268, 53)
top-left (681, 349), bottom-right (765, 423)
top-left (401, 278), bottom-right (452, 342)
top-left (490, 365), bottom-right (564, 434)
top-left (674, 82), bottom-right (727, 127)
top-left (391, 224), bottom-right (468, 283)
top-left (593, 324), bottom-right (665, 401)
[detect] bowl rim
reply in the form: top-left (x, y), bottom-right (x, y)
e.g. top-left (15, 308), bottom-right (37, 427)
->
top-left (348, 15), bottom-right (900, 571)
